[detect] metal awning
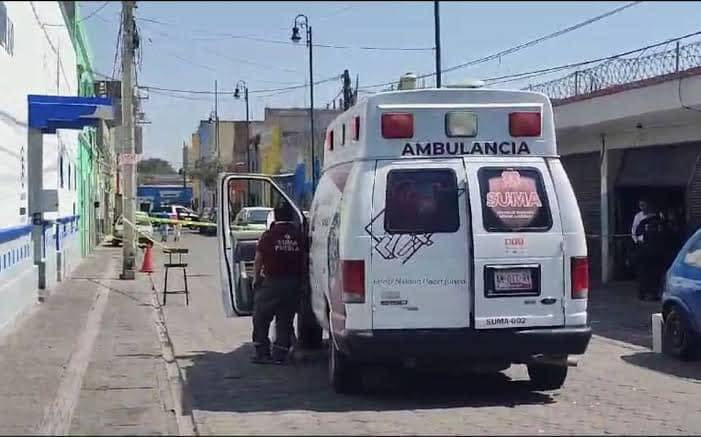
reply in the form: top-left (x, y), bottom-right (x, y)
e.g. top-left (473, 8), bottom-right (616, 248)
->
top-left (616, 143), bottom-right (701, 188)
top-left (28, 94), bottom-right (113, 134)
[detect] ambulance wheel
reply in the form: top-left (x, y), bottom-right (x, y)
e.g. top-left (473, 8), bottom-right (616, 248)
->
top-left (296, 293), bottom-right (323, 350)
top-left (527, 362), bottom-right (568, 391)
top-left (329, 335), bottom-right (362, 394)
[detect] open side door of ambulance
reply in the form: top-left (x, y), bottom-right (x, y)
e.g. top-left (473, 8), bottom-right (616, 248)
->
top-left (217, 173), bottom-right (306, 317)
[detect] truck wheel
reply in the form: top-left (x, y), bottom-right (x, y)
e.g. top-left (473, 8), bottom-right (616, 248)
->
top-left (296, 290), bottom-right (323, 350)
top-left (527, 362), bottom-right (568, 391)
top-left (329, 334), bottom-right (362, 394)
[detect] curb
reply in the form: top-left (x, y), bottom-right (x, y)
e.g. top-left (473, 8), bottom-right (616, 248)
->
top-left (148, 275), bottom-right (198, 436)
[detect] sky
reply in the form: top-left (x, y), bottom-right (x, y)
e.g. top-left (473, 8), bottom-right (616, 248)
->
top-left (82, 1), bottom-right (701, 168)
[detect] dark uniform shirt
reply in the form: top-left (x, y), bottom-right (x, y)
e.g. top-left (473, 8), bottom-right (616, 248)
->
top-left (257, 222), bottom-right (306, 278)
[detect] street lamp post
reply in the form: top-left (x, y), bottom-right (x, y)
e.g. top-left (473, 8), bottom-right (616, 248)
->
top-left (234, 80), bottom-right (250, 173)
top-left (291, 14), bottom-right (316, 191)
top-left (235, 80), bottom-right (251, 205)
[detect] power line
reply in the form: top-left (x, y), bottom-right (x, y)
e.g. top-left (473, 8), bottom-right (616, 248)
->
top-left (138, 74), bottom-right (342, 96)
top-left (139, 25), bottom-right (301, 74)
top-left (43, 1), bottom-right (112, 26)
top-left (482, 29), bottom-right (701, 86)
top-left (360, 0), bottom-right (644, 90)
top-left (440, 1), bottom-right (643, 77)
top-left (111, 10), bottom-right (123, 79)
top-left (135, 16), bottom-right (433, 51)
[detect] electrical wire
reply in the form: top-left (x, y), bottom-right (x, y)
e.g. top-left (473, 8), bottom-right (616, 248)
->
top-left (135, 16), bottom-right (433, 51)
top-left (139, 75), bottom-right (342, 96)
top-left (139, 25), bottom-right (301, 75)
top-left (111, 11), bottom-right (123, 79)
top-left (42, 1), bottom-right (112, 26)
top-left (360, 0), bottom-right (644, 91)
top-left (482, 30), bottom-right (701, 86)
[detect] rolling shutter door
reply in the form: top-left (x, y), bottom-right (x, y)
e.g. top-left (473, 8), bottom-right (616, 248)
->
top-left (561, 152), bottom-right (601, 283)
top-left (616, 143), bottom-right (700, 188)
top-left (684, 144), bottom-right (701, 233)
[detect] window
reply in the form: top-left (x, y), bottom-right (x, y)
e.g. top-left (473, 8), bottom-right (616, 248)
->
top-left (341, 124), bottom-right (346, 146)
top-left (327, 130), bottom-right (334, 151)
top-left (682, 234), bottom-right (701, 269)
top-left (0, 2), bottom-right (6, 49)
top-left (478, 167), bottom-right (552, 232)
top-left (248, 209), bottom-right (271, 224)
top-left (68, 164), bottom-right (71, 190)
top-left (0, 2), bottom-right (13, 56)
top-left (59, 156), bottom-right (64, 188)
top-left (385, 169), bottom-right (460, 234)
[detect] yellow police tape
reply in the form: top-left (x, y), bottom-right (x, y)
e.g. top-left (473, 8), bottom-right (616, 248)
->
top-left (121, 217), bottom-right (174, 251)
top-left (148, 216), bottom-right (217, 228)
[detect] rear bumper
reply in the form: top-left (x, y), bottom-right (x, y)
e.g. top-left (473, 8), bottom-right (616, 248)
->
top-left (334, 326), bottom-right (591, 364)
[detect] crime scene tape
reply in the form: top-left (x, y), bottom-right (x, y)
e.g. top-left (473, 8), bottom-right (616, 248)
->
top-left (148, 216), bottom-right (217, 228)
top-left (121, 216), bottom-right (174, 251)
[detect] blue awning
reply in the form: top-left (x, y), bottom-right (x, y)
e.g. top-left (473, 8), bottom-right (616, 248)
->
top-left (28, 94), bottom-right (114, 134)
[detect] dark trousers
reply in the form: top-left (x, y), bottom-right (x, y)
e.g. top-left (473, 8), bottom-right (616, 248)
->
top-left (636, 249), bottom-right (664, 299)
top-left (252, 277), bottom-right (300, 359)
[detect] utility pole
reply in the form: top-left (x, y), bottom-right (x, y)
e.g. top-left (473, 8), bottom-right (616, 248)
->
top-left (434, 0), bottom-right (442, 88)
top-left (214, 79), bottom-right (219, 162)
top-left (120, 0), bottom-right (136, 280)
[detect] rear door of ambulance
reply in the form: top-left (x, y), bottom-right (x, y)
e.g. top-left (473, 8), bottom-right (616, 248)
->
top-left (367, 108), bottom-right (472, 330)
top-left (465, 108), bottom-right (566, 330)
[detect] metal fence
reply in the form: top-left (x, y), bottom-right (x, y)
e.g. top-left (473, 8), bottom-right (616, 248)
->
top-left (527, 37), bottom-right (701, 101)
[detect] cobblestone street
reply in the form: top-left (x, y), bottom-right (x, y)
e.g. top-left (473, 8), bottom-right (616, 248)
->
top-left (154, 233), bottom-right (701, 435)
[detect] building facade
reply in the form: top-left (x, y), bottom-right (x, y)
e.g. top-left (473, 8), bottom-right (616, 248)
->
top-left (257, 107), bottom-right (341, 209)
top-left (0, 1), bottom-right (94, 332)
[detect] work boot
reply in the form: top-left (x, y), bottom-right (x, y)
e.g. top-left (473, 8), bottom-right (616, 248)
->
top-left (251, 346), bottom-right (273, 364)
top-left (271, 346), bottom-right (290, 365)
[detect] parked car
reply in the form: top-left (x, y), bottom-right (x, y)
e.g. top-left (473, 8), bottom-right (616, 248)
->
top-left (112, 211), bottom-right (154, 246)
top-left (151, 204), bottom-right (200, 229)
top-left (231, 207), bottom-right (273, 242)
top-left (661, 228), bottom-right (701, 360)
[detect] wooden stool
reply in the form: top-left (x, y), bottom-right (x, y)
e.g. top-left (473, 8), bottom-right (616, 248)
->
top-left (163, 248), bottom-right (189, 306)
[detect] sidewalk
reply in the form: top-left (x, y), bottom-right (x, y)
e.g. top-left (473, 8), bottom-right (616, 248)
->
top-left (589, 281), bottom-right (660, 349)
top-left (0, 244), bottom-right (178, 435)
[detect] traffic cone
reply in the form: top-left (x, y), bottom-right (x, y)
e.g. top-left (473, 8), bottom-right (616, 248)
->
top-left (140, 242), bottom-right (156, 273)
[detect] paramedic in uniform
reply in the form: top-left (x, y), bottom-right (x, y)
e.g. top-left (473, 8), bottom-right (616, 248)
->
top-left (251, 202), bottom-right (306, 364)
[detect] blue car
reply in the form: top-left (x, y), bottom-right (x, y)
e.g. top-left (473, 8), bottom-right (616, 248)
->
top-left (662, 228), bottom-right (701, 360)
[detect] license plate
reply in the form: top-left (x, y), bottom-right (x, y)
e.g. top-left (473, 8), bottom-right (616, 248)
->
top-left (494, 269), bottom-right (533, 291)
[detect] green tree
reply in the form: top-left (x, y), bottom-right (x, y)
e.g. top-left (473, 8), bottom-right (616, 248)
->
top-left (137, 157), bottom-right (176, 174)
top-left (190, 157), bottom-right (223, 189)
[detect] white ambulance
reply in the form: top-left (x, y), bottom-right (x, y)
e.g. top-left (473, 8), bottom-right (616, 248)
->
top-left (217, 86), bottom-right (591, 394)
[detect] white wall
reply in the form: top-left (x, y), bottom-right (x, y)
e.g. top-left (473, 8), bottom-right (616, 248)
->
top-left (0, 1), bottom-right (78, 330)
top-left (555, 75), bottom-right (701, 156)
top-left (0, 1), bottom-right (78, 229)
top-left (555, 75), bottom-right (701, 132)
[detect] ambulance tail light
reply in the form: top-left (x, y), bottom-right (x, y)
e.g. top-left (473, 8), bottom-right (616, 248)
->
top-left (342, 259), bottom-right (365, 303)
top-left (509, 112), bottom-right (541, 137)
top-left (571, 257), bottom-right (589, 300)
top-left (381, 113), bottom-right (414, 139)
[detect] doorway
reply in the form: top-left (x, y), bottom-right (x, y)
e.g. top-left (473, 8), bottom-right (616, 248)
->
top-left (612, 186), bottom-right (687, 280)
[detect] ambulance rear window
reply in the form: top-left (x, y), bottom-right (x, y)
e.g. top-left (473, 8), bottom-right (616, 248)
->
top-left (478, 167), bottom-right (552, 232)
top-left (385, 169), bottom-right (460, 234)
